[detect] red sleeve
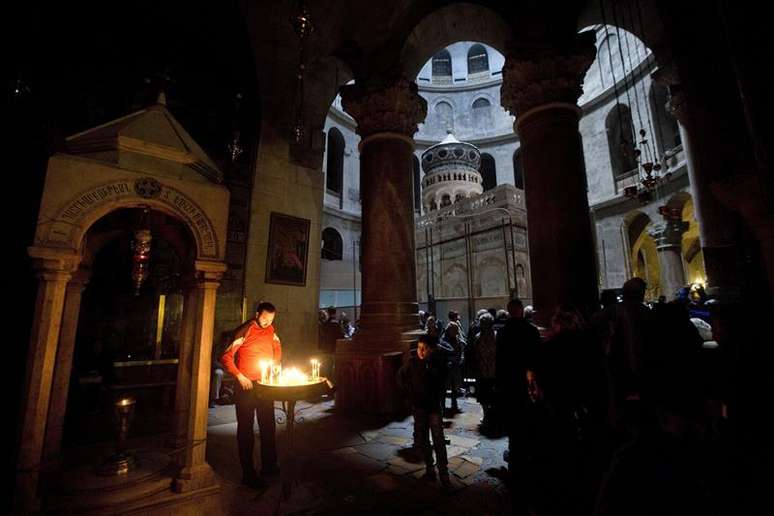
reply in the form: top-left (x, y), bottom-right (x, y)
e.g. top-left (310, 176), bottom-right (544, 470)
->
top-left (220, 338), bottom-right (243, 378)
top-left (273, 333), bottom-right (282, 363)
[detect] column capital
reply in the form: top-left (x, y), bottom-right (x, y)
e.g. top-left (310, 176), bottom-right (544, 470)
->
top-left (501, 32), bottom-right (596, 121)
top-left (649, 219), bottom-right (689, 249)
top-left (194, 260), bottom-right (226, 287)
top-left (28, 246), bottom-right (80, 277)
top-left (340, 76), bottom-right (427, 139)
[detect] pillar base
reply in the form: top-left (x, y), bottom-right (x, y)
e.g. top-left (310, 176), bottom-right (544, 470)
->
top-left (334, 329), bottom-right (421, 416)
top-left (174, 463), bottom-right (218, 493)
top-left (42, 450), bottom-right (221, 515)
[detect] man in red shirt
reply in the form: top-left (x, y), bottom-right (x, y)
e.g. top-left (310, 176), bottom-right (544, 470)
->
top-left (221, 302), bottom-right (282, 488)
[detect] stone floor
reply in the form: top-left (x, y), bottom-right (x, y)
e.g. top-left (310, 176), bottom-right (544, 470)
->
top-left (206, 396), bottom-right (513, 515)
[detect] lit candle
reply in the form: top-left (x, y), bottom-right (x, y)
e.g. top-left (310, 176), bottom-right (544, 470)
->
top-left (259, 360), bottom-right (270, 384)
top-left (310, 359), bottom-right (319, 380)
top-left (272, 364), bottom-right (281, 385)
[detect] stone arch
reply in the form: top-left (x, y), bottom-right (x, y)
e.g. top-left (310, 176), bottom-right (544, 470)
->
top-left (478, 256), bottom-right (506, 297)
top-left (434, 100), bottom-right (455, 133)
top-left (649, 81), bottom-right (681, 153)
top-left (467, 43), bottom-right (490, 75)
top-left (322, 227), bottom-right (344, 260)
top-left (666, 192), bottom-right (706, 285)
top-left (606, 104), bottom-right (638, 179)
top-left (625, 211), bottom-right (660, 300)
top-left (40, 179), bottom-right (222, 261)
top-left (512, 147), bottom-right (524, 189)
top-left (664, 191), bottom-right (692, 213)
top-left (480, 153), bottom-right (497, 191)
top-left (432, 48), bottom-right (453, 79)
top-left (400, 4), bottom-right (513, 78)
top-left (326, 127), bottom-right (345, 194)
top-left (442, 263), bottom-right (467, 298)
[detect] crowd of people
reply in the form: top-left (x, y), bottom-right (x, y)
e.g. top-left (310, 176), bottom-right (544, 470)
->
top-left (401, 277), bottom-right (761, 515)
top-left (214, 282), bottom-right (764, 514)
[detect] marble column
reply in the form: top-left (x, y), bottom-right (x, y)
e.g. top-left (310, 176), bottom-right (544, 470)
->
top-left (711, 173), bottom-right (774, 301)
top-left (16, 247), bottom-right (79, 512)
top-left (336, 76), bottom-right (426, 414)
top-left (501, 32), bottom-right (599, 325)
top-left (656, 67), bottom-right (744, 301)
top-left (174, 260), bottom-right (225, 493)
top-left (169, 281), bottom-right (200, 454)
top-left (42, 268), bottom-right (91, 470)
top-left (649, 216), bottom-right (690, 300)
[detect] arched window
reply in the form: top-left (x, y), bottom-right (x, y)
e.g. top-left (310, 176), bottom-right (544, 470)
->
top-left (472, 97), bottom-right (492, 127)
top-left (441, 194), bottom-right (452, 207)
top-left (467, 44), bottom-right (489, 75)
top-left (321, 227), bottom-right (343, 260)
top-left (455, 193), bottom-right (464, 203)
top-left (649, 82), bottom-right (681, 153)
top-left (480, 153), bottom-right (497, 191)
top-left (435, 101), bottom-right (454, 133)
top-left (605, 105), bottom-right (638, 179)
top-left (413, 156), bottom-right (421, 213)
top-left (326, 127), bottom-right (345, 194)
top-left (432, 50), bottom-right (452, 80)
top-left (472, 98), bottom-right (490, 109)
top-left (512, 148), bottom-right (524, 189)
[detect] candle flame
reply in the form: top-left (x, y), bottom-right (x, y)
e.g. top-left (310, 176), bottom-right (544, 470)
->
top-left (276, 366), bottom-right (309, 385)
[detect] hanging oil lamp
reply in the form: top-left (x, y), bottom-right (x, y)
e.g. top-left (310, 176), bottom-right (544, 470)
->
top-left (131, 208), bottom-right (152, 296)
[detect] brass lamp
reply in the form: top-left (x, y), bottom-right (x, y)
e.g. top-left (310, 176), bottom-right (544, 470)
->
top-left (97, 396), bottom-right (137, 475)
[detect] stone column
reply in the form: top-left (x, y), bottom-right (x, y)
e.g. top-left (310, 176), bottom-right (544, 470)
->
top-left (169, 281), bottom-right (200, 454)
top-left (649, 215), bottom-right (690, 300)
top-left (656, 67), bottom-right (744, 301)
top-left (174, 260), bottom-right (226, 493)
top-left (42, 268), bottom-right (91, 470)
top-left (712, 174), bottom-right (774, 301)
top-left (336, 76), bottom-right (427, 414)
top-left (16, 247), bottom-right (78, 512)
top-left (501, 32), bottom-right (599, 325)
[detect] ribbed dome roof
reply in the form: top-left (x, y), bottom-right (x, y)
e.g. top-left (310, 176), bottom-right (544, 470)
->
top-left (421, 132), bottom-right (480, 175)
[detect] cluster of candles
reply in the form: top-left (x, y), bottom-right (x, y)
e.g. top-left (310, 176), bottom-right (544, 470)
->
top-left (258, 359), bottom-right (323, 386)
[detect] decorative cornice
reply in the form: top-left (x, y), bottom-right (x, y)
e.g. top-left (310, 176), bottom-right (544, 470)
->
top-left (501, 32), bottom-right (596, 118)
top-left (341, 77), bottom-right (427, 138)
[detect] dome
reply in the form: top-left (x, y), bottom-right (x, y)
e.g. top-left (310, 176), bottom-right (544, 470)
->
top-left (420, 132), bottom-right (484, 212)
top-left (421, 132), bottom-right (481, 176)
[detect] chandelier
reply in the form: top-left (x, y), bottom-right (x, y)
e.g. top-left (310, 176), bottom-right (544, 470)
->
top-left (290, 0), bottom-right (314, 144)
top-left (227, 93), bottom-right (244, 162)
top-left (600, 0), bottom-right (672, 205)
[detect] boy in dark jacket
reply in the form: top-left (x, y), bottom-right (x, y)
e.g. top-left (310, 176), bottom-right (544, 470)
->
top-left (398, 334), bottom-right (450, 487)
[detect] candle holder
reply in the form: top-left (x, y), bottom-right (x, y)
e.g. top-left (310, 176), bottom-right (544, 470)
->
top-left (98, 395), bottom-right (137, 475)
